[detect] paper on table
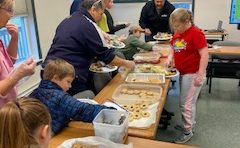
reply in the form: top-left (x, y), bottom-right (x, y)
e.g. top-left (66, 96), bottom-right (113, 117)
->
top-left (77, 99), bottom-right (98, 104)
top-left (57, 136), bottom-right (132, 148)
top-left (213, 45), bottom-right (221, 49)
top-left (103, 101), bottom-right (128, 112)
top-left (129, 102), bottom-right (159, 128)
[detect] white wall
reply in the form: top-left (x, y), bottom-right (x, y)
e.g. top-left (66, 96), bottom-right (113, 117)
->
top-left (109, 3), bottom-right (145, 36)
top-left (194, 0), bottom-right (240, 42)
top-left (34, 0), bottom-right (71, 58)
top-left (18, 0), bottom-right (70, 95)
top-left (110, 1), bottom-right (240, 42)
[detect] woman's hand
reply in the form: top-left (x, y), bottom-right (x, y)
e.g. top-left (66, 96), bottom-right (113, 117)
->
top-left (12, 58), bottom-right (36, 80)
top-left (6, 23), bottom-right (18, 39)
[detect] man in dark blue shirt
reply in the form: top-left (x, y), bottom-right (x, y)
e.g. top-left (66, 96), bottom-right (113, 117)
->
top-left (139, 0), bottom-right (175, 41)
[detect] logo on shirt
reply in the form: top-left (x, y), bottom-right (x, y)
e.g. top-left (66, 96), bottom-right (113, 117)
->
top-left (161, 14), bottom-right (168, 17)
top-left (173, 39), bottom-right (187, 53)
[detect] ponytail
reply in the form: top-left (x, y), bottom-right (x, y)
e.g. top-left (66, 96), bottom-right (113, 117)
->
top-left (0, 98), bottom-right (51, 148)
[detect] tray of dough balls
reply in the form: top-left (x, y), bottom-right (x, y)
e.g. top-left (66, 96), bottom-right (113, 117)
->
top-left (112, 83), bottom-right (162, 129)
top-left (125, 73), bottom-right (165, 85)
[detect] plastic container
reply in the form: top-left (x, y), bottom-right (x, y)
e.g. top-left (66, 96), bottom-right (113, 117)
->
top-left (118, 66), bottom-right (130, 79)
top-left (93, 109), bottom-right (129, 144)
top-left (133, 52), bottom-right (161, 64)
top-left (152, 44), bottom-right (171, 57)
top-left (125, 73), bottom-right (165, 85)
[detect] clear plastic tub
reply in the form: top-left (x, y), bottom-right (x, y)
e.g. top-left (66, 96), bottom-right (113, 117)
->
top-left (93, 109), bottom-right (128, 144)
top-left (152, 44), bottom-right (171, 57)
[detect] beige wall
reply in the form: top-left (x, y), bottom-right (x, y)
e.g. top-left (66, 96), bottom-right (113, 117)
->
top-left (110, 1), bottom-right (240, 42)
top-left (18, 0), bottom-right (70, 95)
top-left (194, 0), bottom-right (240, 42)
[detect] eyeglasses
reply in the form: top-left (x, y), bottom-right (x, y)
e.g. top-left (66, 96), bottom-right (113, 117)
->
top-left (0, 7), bottom-right (14, 15)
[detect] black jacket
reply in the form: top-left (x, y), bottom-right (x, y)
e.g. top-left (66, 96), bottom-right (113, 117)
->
top-left (43, 8), bottom-right (115, 92)
top-left (139, 0), bottom-right (175, 35)
top-left (105, 9), bottom-right (126, 34)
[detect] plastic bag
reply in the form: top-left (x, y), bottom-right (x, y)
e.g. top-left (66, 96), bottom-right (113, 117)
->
top-left (57, 136), bottom-right (133, 148)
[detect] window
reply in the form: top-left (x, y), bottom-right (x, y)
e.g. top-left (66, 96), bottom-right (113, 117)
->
top-left (0, 0), bottom-right (41, 65)
top-left (0, 17), bottom-right (30, 63)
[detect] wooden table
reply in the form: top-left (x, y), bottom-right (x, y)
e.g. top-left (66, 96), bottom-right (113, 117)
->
top-left (68, 59), bottom-right (171, 139)
top-left (204, 30), bottom-right (228, 41)
top-left (49, 127), bottom-right (199, 148)
top-left (208, 46), bottom-right (240, 56)
top-left (69, 75), bottom-right (171, 139)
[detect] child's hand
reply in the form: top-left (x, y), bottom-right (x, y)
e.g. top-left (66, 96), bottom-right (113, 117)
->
top-left (117, 34), bottom-right (127, 42)
top-left (194, 73), bottom-right (204, 86)
top-left (165, 58), bottom-right (172, 69)
top-left (125, 22), bottom-right (130, 27)
top-left (144, 28), bottom-right (151, 35)
top-left (6, 23), bottom-right (18, 39)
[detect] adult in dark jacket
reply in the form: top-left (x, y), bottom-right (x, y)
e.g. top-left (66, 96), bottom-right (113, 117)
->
top-left (70, 0), bottom-right (83, 15)
top-left (139, 0), bottom-right (175, 41)
top-left (43, 0), bottom-right (135, 96)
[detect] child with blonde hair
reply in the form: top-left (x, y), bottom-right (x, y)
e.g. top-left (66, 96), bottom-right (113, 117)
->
top-left (116, 25), bottom-right (153, 60)
top-left (0, 97), bottom-right (51, 148)
top-left (167, 8), bottom-right (208, 143)
top-left (30, 59), bottom-right (114, 134)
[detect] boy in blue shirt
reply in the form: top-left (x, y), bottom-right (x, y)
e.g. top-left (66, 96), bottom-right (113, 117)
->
top-left (30, 59), bottom-right (113, 134)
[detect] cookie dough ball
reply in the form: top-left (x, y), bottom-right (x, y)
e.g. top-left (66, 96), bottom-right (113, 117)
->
top-left (128, 114), bottom-right (134, 122)
top-left (146, 91), bottom-right (154, 96)
top-left (141, 111), bottom-right (150, 118)
top-left (133, 113), bottom-right (141, 120)
top-left (140, 102), bottom-right (149, 109)
top-left (121, 88), bottom-right (128, 94)
top-left (128, 105), bottom-right (135, 111)
top-left (133, 89), bottom-right (140, 95)
top-left (127, 90), bottom-right (134, 95)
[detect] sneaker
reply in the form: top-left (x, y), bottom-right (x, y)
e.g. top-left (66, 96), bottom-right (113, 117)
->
top-left (173, 131), bottom-right (194, 144)
top-left (174, 124), bottom-right (195, 133)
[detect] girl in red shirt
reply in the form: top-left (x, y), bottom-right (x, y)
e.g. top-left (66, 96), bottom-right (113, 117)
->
top-left (167, 8), bottom-right (208, 143)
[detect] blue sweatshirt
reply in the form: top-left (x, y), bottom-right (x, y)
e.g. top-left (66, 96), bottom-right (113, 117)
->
top-left (30, 80), bottom-right (112, 134)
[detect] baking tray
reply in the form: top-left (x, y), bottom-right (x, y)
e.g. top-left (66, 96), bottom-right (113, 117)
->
top-left (125, 73), bottom-right (165, 85)
top-left (112, 83), bottom-right (162, 105)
